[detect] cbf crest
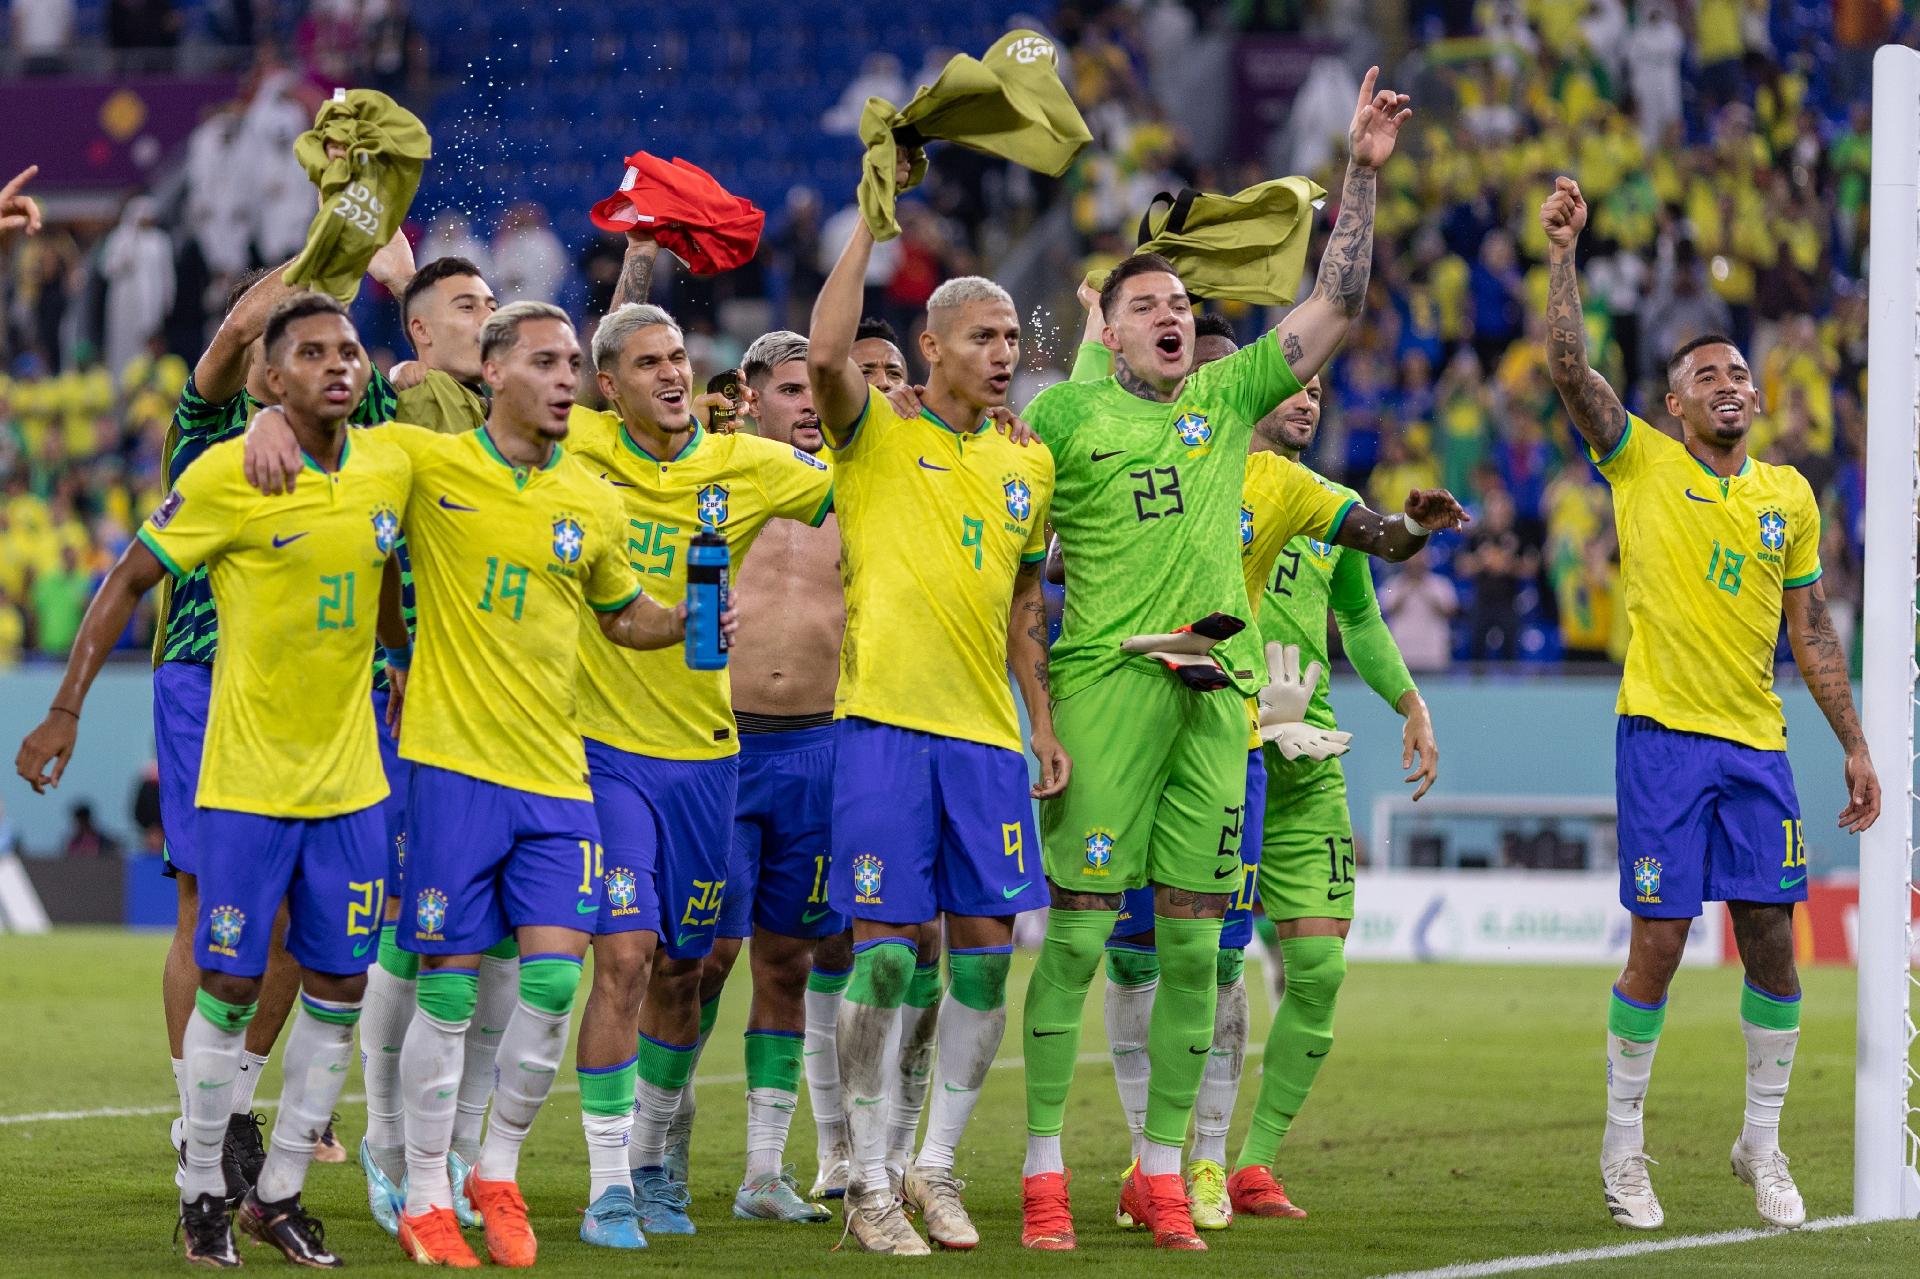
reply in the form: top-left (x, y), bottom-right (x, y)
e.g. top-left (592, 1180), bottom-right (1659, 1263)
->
top-left (208, 904), bottom-right (246, 955)
top-left (1173, 410), bottom-right (1212, 447)
top-left (1757, 508), bottom-right (1787, 553)
top-left (551, 516), bottom-right (585, 564)
top-left (1084, 828), bottom-right (1116, 876)
top-left (852, 854), bottom-right (885, 904)
top-left (697, 483), bottom-right (731, 529)
top-left (370, 504), bottom-right (399, 555)
top-left (1239, 505), bottom-right (1254, 548)
top-left (416, 887), bottom-right (449, 937)
top-left (1632, 857), bottom-right (1662, 904)
top-left (1004, 475), bottom-right (1033, 523)
top-left (606, 867), bottom-right (639, 916)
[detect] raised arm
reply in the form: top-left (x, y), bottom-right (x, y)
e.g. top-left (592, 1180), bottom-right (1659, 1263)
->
top-left (611, 231), bottom-right (661, 310)
top-left (1007, 560), bottom-right (1070, 798)
top-left (1271, 67), bottom-right (1409, 383)
top-left (1333, 489), bottom-right (1470, 562)
top-left (1539, 177), bottom-right (1627, 459)
top-left (1782, 581), bottom-right (1879, 833)
top-left (807, 219), bottom-right (880, 442)
top-left (196, 262), bottom-right (294, 403)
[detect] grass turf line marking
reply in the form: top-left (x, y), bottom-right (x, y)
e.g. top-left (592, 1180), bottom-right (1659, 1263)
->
top-left (1371, 1214), bottom-right (1864, 1278)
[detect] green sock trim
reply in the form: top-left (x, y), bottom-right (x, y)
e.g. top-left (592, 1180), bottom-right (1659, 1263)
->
top-left (846, 941), bottom-right (916, 1009)
top-left (1608, 989), bottom-right (1667, 1043)
top-left (195, 989), bottom-right (257, 1033)
top-left (636, 1033), bottom-right (695, 1089)
top-left (1105, 948), bottom-right (1160, 986)
top-left (947, 951), bottom-right (1010, 1012)
top-left (744, 1031), bottom-right (802, 1093)
top-left (1024, 909), bottom-right (1120, 1137)
top-left (417, 968), bottom-right (479, 1023)
top-left (808, 966), bottom-right (851, 995)
top-left (578, 1056), bottom-right (638, 1117)
top-left (482, 935), bottom-right (520, 961)
top-left (906, 961), bottom-right (944, 1009)
top-left (299, 995), bottom-right (362, 1027)
top-left (376, 924), bottom-right (419, 981)
top-left (698, 993), bottom-right (723, 1036)
top-left (1740, 982), bottom-right (1802, 1032)
top-left (518, 957), bottom-right (583, 1015)
top-left (1216, 947), bottom-right (1245, 989)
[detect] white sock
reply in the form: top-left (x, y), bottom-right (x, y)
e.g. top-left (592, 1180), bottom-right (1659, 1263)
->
top-left (1740, 1020), bottom-right (1798, 1153)
top-left (886, 996), bottom-right (939, 1169)
top-left (230, 1049), bottom-right (270, 1115)
top-left (838, 995), bottom-right (898, 1194)
top-left (400, 1006), bottom-right (468, 1214)
top-left (804, 980), bottom-right (847, 1154)
top-left (664, 1009), bottom-right (717, 1160)
top-left (359, 963), bottom-right (414, 1166)
top-left (746, 1087), bottom-right (799, 1181)
top-left (631, 1077), bottom-right (685, 1170)
top-left (1023, 1133), bottom-right (1063, 1177)
top-left (476, 1000), bottom-right (570, 1183)
top-left (1192, 977), bottom-right (1246, 1167)
top-left (584, 1110), bottom-right (633, 1200)
top-left (916, 992), bottom-right (1004, 1171)
top-left (172, 1056), bottom-right (188, 1122)
top-left (453, 952), bottom-right (516, 1163)
top-left (182, 1010), bottom-right (246, 1201)
top-left (1603, 1032), bottom-right (1659, 1161)
top-left (1140, 1139), bottom-right (1182, 1178)
top-left (256, 999), bottom-right (359, 1203)
top-left (1104, 974), bottom-right (1155, 1161)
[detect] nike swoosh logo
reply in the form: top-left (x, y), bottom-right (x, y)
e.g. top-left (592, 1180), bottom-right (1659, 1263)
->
top-left (1090, 449), bottom-right (1123, 461)
top-left (1002, 883), bottom-right (1030, 899)
top-left (853, 1097), bottom-right (881, 1107)
top-left (576, 900), bottom-right (599, 914)
top-left (352, 939), bottom-right (373, 958)
top-left (1306, 1049), bottom-right (1329, 1058)
top-left (1684, 489), bottom-right (1715, 504)
top-left (1326, 888), bottom-right (1354, 901)
top-left (598, 471), bottom-right (639, 489)
top-left (518, 1063), bottom-right (557, 1075)
top-left (438, 495), bottom-right (479, 512)
top-left (1188, 1045), bottom-right (1209, 1055)
top-left (196, 1080), bottom-right (228, 1089)
top-left (435, 1088), bottom-right (455, 1098)
top-left (479, 1026), bottom-right (506, 1035)
top-left (271, 532), bottom-right (308, 548)
top-left (942, 1083), bottom-right (972, 1093)
top-left (1032, 1028), bottom-right (1067, 1038)
top-left (1618, 1047), bottom-right (1652, 1057)
top-left (917, 457), bottom-right (951, 472)
top-left (1213, 866), bottom-right (1238, 880)
top-left (328, 1063), bottom-right (348, 1073)
top-left (1779, 874), bottom-right (1807, 890)
top-left (801, 908), bottom-right (832, 924)
top-left (1775, 1057), bottom-right (1793, 1067)
top-left (803, 1048), bottom-right (822, 1057)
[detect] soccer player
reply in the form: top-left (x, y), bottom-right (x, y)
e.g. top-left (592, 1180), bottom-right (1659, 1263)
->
top-left (17, 293), bottom-right (418, 1267)
top-left (1015, 70), bottom-right (1463, 1253)
top-left (806, 182), bottom-right (1067, 1254)
top-left (566, 314), bottom-right (833, 1246)
top-left (1539, 177), bottom-right (1880, 1232)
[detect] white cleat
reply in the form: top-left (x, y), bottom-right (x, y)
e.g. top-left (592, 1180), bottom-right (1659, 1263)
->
top-left (1731, 1140), bottom-right (1805, 1228)
top-left (1601, 1152), bottom-right (1664, 1230)
top-left (812, 1143), bottom-right (851, 1201)
top-left (903, 1165), bottom-right (977, 1249)
top-left (841, 1185), bottom-right (930, 1255)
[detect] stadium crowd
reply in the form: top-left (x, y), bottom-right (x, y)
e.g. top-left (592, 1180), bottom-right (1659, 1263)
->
top-left (0, 0), bottom-right (1894, 671)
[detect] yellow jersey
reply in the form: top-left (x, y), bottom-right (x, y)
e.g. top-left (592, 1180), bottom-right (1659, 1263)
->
top-left (138, 432), bottom-right (413, 817)
top-left (387, 425), bottom-right (643, 798)
top-left (832, 386), bottom-right (1052, 751)
top-left (1594, 415), bottom-right (1821, 751)
top-left (568, 408), bottom-right (834, 759)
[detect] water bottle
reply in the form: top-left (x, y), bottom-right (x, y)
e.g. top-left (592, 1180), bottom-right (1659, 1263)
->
top-left (685, 531), bottom-right (730, 670)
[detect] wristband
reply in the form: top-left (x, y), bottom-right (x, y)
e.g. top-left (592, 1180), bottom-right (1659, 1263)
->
top-left (382, 644), bottom-right (412, 671)
top-left (1397, 511), bottom-right (1433, 538)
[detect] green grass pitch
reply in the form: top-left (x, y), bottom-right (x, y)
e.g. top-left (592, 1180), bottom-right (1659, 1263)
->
top-left (1, 929), bottom-right (1913, 1276)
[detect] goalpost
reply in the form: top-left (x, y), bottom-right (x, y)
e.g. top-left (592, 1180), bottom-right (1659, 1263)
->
top-left (1856, 42), bottom-right (1920, 1223)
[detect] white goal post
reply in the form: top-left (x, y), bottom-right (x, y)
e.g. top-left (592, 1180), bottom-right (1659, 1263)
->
top-left (1856, 42), bottom-right (1920, 1223)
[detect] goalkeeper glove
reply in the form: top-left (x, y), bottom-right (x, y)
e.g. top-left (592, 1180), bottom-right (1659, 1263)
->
top-left (1120, 612), bottom-right (1246, 691)
top-left (1256, 642), bottom-right (1352, 760)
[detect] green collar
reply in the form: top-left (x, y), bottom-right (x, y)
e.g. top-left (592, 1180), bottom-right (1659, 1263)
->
top-left (1687, 448), bottom-right (1750, 483)
top-left (300, 429), bottom-right (351, 474)
top-left (918, 404), bottom-right (987, 437)
top-left (477, 425), bottom-right (562, 480)
top-left (620, 421), bottom-right (704, 464)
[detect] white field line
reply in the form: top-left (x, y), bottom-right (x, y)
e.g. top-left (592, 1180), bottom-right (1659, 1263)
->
top-left (1370, 1214), bottom-right (1868, 1279)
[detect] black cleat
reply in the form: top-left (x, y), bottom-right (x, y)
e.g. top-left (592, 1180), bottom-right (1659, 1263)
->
top-left (178, 1192), bottom-right (242, 1268)
top-left (224, 1112), bottom-right (267, 1203)
top-left (237, 1190), bottom-right (342, 1268)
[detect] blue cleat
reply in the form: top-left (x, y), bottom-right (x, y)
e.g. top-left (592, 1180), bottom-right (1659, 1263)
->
top-left (357, 1138), bottom-right (403, 1237)
top-left (448, 1151), bottom-right (484, 1229)
top-left (581, 1185), bottom-right (648, 1249)
top-left (733, 1166), bottom-right (832, 1222)
top-left (633, 1167), bottom-right (697, 1236)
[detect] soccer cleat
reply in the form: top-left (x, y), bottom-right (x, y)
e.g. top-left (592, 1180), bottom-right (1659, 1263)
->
top-left (1731, 1141), bottom-right (1805, 1228)
top-left (633, 1168), bottom-right (697, 1236)
top-left (1114, 1158), bottom-right (1142, 1228)
top-left (397, 1205), bottom-right (481, 1268)
top-left (812, 1142), bottom-right (850, 1200)
top-left (1227, 1164), bottom-right (1308, 1219)
top-left (885, 1159), bottom-right (905, 1205)
top-left (1601, 1152), bottom-right (1665, 1230)
top-left (1187, 1159), bottom-right (1233, 1230)
top-left (236, 1189), bottom-right (342, 1267)
top-left (903, 1165), bottom-right (977, 1249)
top-left (1119, 1164), bottom-right (1206, 1250)
top-left (447, 1151), bottom-right (483, 1229)
top-left (580, 1184), bottom-right (648, 1249)
top-left (734, 1166), bottom-right (832, 1222)
top-left (179, 1192), bottom-right (242, 1268)
top-left (358, 1139), bottom-right (404, 1237)
top-left (839, 1185), bottom-right (930, 1255)
top-left (468, 1175), bottom-right (538, 1267)
top-left (313, 1113), bottom-right (347, 1164)
top-left (1020, 1170), bottom-right (1076, 1251)
top-left (225, 1111), bottom-right (268, 1203)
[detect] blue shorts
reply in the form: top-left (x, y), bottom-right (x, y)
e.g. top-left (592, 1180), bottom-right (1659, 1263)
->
top-left (723, 723), bottom-right (845, 940)
top-left (1616, 716), bottom-right (1805, 919)
top-left (1112, 748), bottom-right (1264, 951)
top-left (195, 805), bottom-right (386, 977)
top-left (585, 739), bottom-right (738, 961)
top-left (829, 717), bottom-right (1044, 924)
top-left (401, 763), bottom-right (603, 955)
top-left (154, 661), bottom-right (212, 877)
top-left (371, 687), bottom-right (412, 887)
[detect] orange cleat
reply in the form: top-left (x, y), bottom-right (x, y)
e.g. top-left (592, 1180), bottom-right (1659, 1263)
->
top-left (1118, 1165), bottom-right (1206, 1250)
top-left (1020, 1171), bottom-right (1076, 1251)
top-left (397, 1205), bottom-right (481, 1268)
top-left (468, 1176), bottom-right (537, 1268)
top-left (1227, 1165), bottom-right (1308, 1219)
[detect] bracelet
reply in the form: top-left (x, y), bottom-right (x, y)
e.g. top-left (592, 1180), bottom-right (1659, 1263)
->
top-left (1397, 511), bottom-right (1433, 539)
top-left (382, 645), bottom-right (413, 671)
top-left (49, 705), bottom-right (79, 719)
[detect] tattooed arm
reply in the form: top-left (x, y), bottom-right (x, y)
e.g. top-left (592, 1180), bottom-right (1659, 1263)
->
top-left (1008, 560), bottom-right (1070, 798)
top-left (611, 231), bottom-right (661, 310)
top-left (1782, 581), bottom-right (1880, 832)
top-left (1538, 177), bottom-right (1627, 459)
